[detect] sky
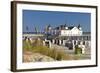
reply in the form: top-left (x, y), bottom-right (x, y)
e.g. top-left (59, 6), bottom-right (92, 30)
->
top-left (23, 10), bottom-right (91, 32)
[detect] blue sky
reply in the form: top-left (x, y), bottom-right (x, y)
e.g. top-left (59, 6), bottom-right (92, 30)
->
top-left (23, 10), bottom-right (91, 32)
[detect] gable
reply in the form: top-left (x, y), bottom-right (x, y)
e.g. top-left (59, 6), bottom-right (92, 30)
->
top-left (71, 27), bottom-right (79, 31)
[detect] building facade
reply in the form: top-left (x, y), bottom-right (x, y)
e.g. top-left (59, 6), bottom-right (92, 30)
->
top-left (47, 24), bottom-right (82, 36)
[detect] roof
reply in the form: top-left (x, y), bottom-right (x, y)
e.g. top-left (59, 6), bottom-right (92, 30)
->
top-left (54, 26), bottom-right (77, 30)
top-left (68, 26), bottom-right (74, 29)
top-left (53, 24), bottom-right (82, 30)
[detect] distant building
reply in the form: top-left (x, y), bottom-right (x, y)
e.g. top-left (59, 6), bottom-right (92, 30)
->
top-left (48, 24), bottom-right (83, 36)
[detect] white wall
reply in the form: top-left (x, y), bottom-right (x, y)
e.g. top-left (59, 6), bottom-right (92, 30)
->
top-left (0, 0), bottom-right (99, 73)
top-left (71, 27), bottom-right (82, 36)
top-left (61, 30), bottom-right (71, 36)
top-left (60, 27), bottom-right (82, 36)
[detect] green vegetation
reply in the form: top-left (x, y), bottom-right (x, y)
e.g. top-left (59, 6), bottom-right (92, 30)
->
top-left (23, 40), bottom-right (33, 51)
top-left (23, 38), bottom-right (70, 61)
top-left (75, 45), bottom-right (82, 54)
